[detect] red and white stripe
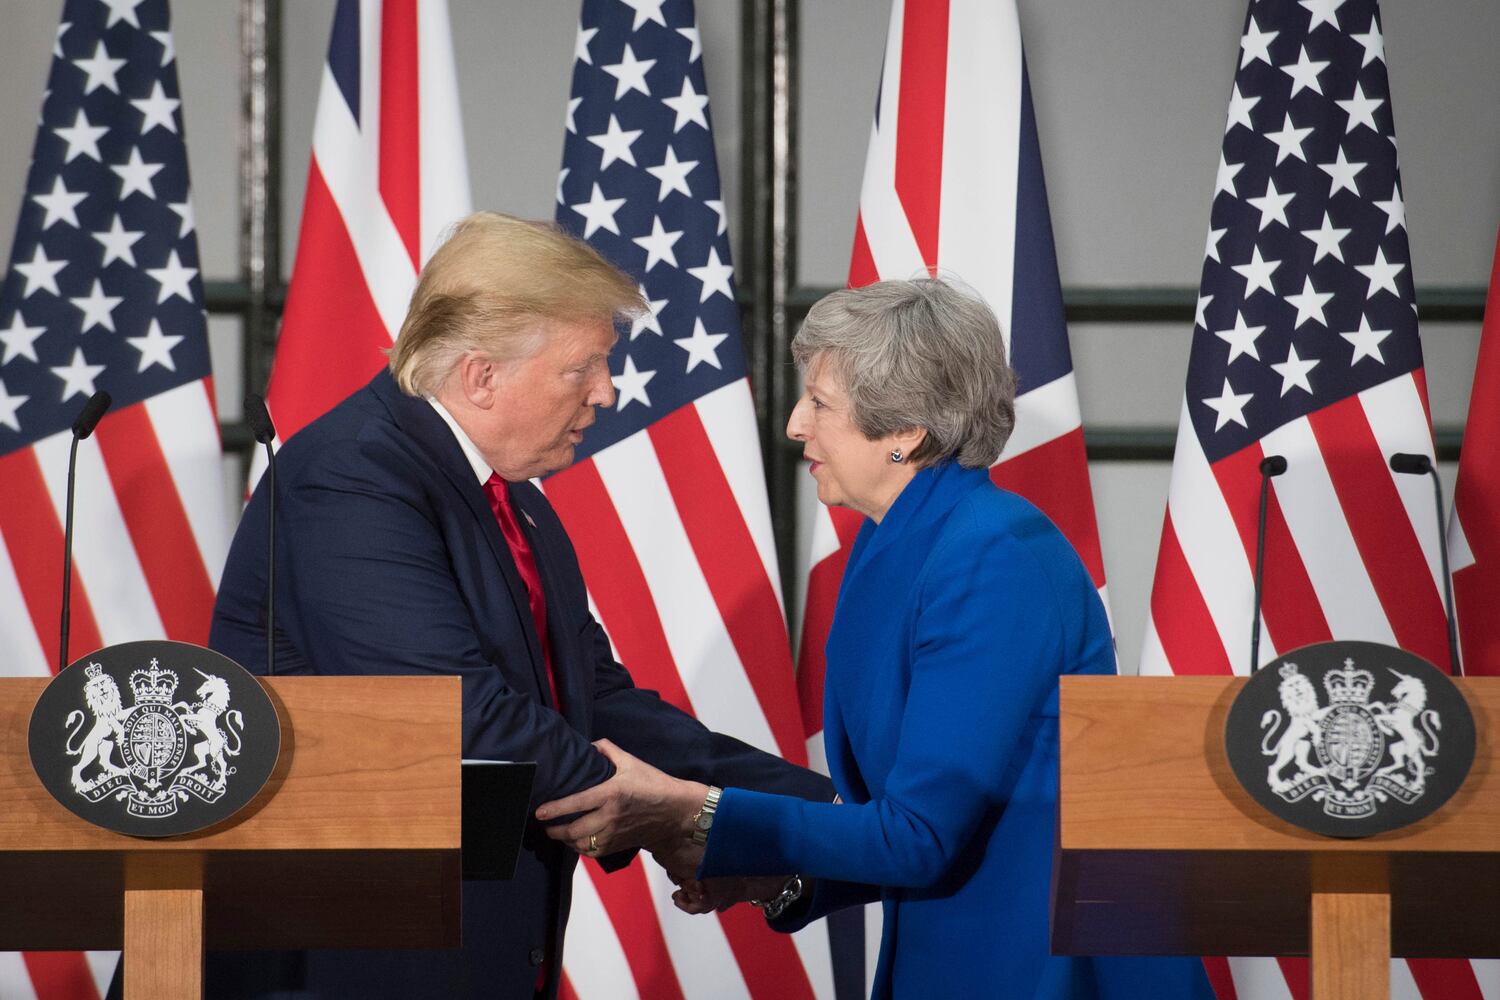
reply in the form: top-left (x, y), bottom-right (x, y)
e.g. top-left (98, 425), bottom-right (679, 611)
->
top-left (547, 379), bottom-right (835, 1000)
top-left (253, 0), bottom-right (470, 469)
top-left (1450, 224), bottom-right (1500, 678)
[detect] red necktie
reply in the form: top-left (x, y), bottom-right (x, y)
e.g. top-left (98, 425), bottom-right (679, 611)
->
top-left (483, 474), bottom-right (561, 710)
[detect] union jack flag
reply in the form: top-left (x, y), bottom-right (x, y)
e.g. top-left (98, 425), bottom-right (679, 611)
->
top-left (548, 1), bottom-right (833, 997)
top-left (0, 1), bottom-right (224, 997)
top-left (252, 0), bottom-right (471, 467)
top-left (795, 0), bottom-right (1109, 766)
top-left (1141, 1), bottom-right (1498, 996)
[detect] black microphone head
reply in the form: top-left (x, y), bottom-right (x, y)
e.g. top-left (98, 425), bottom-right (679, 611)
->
top-left (1259, 455), bottom-right (1288, 477)
top-left (245, 393), bottom-right (277, 445)
top-left (1390, 452), bottom-right (1434, 476)
top-left (71, 390), bottom-right (112, 439)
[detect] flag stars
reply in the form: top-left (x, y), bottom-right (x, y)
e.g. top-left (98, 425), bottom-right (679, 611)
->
top-left (1284, 275), bottom-right (1334, 328)
top-left (1300, 211), bottom-right (1351, 263)
top-left (99, 0), bottom-right (147, 29)
top-left (1204, 227), bottom-right (1227, 263)
top-left (1214, 311), bottom-right (1265, 363)
top-left (131, 81), bottom-right (181, 135)
top-left (602, 44), bottom-right (655, 99)
top-left (1203, 378), bottom-right (1254, 432)
top-left (704, 199), bottom-right (727, 236)
top-left (92, 214), bottom-right (145, 267)
top-left (677, 26), bottom-right (703, 62)
top-left (1373, 185), bottom-right (1406, 234)
top-left (0, 378), bottom-right (27, 431)
top-left (1214, 154), bottom-right (1244, 200)
top-left (674, 319), bottom-right (729, 373)
top-left (73, 40), bottom-right (127, 95)
top-left (587, 114), bottom-right (643, 169)
top-left (565, 96), bottom-right (583, 134)
top-left (555, 167), bottom-right (569, 205)
top-left (1264, 112), bottom-right (1314, 165)
top-left (14, 246), bottom-right (67, 297)
top-left (612, 355), bottom-right (655, 410)
top-left (574, 24), bottom-right (598, 65)
top-left (630, 287), bottom-right (667, 339)
top-left (1336, 83), bottom-right (1384, 134)
top-left (111, 148), bottom-right (165, 200)
top-left (621, 0), bottom-right (668, 31)
top-left (1279, 45), bottom-right (1329, 97)
top-left (53, 22), bottom-right (71, 59)
top-left (32, 176), bottom-right (87, 229)
top-left (1195, 293), bottom-right (1214, 330)
top-left (71, 279), bottom-right (123, 332)
top-left (646, 146), bottom-right (698, 200)
top-left (570, 182), bottom-right (626, 238)
top-left (1246, 177), bottom-right (1295, 231)
top-left (53, 109), bottom-right (109, 163)
top-left (127, 319), bottom-right (184, 372)
top-left (1233, 247), bottom-right (1281, 298)
top-left (1318, 147), bottom-right (1366, 197)
top-left (0, 312), bottom-right (46, 365)
top-left (150, 30), bottom-right (175, 66)
top-left (662, 77), bottom-right (710, 132)
top-left (146, 249), bottom-right (198, 304)
top-left (687, 247), bottom-right (734, 303)
top-left (51, 347), bottom-right (106, 402)
top-left (1299, 0), bottom-right (1347, 32)
top-left (1225, 84), bottom-right (1259, 133)
top-left (1239, 16), bottom-right (1278, 68)
top-left (633, 217), bottom-right (683, 270)
top-left (1356, 248), bottom-right (1405, 299)
top-left (168, 200), bottom-right (195, 237)
top-left (1271, 344), bottom-right (1319, 396)
top-left (1350, 17), bottom-right (1385, 67)
top-left (1341, 316), bottom-right (1393, 364)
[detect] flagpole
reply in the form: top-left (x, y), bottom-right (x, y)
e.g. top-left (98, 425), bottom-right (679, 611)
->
top-left (239, 0), bottom-right (282, 398)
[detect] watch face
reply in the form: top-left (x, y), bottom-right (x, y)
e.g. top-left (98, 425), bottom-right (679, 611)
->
top-left (695, 813), bottom-right (711, 831)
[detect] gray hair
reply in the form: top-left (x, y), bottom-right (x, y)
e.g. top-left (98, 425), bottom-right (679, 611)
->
top-left (792, 279), bottom-right (1017, 468)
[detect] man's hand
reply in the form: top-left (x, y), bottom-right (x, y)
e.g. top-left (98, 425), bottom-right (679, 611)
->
top-left (648, 836), bottom-right (705, 885)
top-left (535, 739), bottom-right (707, 856)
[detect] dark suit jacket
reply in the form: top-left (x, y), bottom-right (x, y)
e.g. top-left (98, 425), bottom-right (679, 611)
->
top-left (209, 369), bottom-right (830, 999)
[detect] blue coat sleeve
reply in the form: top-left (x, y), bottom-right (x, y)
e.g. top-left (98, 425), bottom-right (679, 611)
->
top-left (277, 437), bottom-right (615, 805)
top-left (700, 508), bottom-right (1063, 888)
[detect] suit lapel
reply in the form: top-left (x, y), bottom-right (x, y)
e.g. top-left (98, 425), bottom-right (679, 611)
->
top-left (371, 372), bottom-right (554, 700)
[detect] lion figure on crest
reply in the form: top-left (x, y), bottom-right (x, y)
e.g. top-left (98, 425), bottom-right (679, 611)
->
top-left (1261, 664), bottom-right (1329, 793)
top-left (65, 666), bottom-right (129, 792)
top-left (176, 670), bottom-right (245, 788)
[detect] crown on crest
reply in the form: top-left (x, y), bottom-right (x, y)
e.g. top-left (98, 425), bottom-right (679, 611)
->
top-left (1323, 658), bottom-right (1374, 705)
top-left (129, 659), bottom-right (178, 705)
top-left (84, 662), bottom-right (104, 680)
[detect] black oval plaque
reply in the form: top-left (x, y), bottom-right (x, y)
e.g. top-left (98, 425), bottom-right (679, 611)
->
top-left (29, 640), bottom-right (280, 837)
top-left (1225, 640), bottom-right (1474, 838)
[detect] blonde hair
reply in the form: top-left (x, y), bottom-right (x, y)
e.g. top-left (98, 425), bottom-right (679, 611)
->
top-left (388, 212), bottom-right (644, 395)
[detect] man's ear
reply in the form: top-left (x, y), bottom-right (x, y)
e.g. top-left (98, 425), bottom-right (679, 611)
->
top-left (454, 352), bottom-right (498, 409)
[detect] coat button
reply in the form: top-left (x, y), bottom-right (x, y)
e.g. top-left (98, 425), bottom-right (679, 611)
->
top-left (528, 948), bottom-right (546, 967)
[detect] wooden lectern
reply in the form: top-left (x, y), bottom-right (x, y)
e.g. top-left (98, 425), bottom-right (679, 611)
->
top-left (0, 675), bottom-right (462, 1000)
top-left (1056, 676), bottom-right (1500, 1000)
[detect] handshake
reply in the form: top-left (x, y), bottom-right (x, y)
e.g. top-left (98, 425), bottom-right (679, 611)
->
top-left (534, 739), bottom-right (800, 916)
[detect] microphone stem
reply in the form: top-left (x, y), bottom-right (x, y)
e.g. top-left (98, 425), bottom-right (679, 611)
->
top-left (1426, 469), bottom-right (1461, 677)
top-left (60, 436), bottom-right (80, 674)
top-left (265, 440), bottom-right (276, 676)
top-left (1250, 471), bottom-right (1272, 674)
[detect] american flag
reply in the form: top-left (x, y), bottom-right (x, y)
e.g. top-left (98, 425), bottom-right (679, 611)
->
top-left (1141, 1), bottom-right (1498, 996)
top-left (796, 0), bottom-right (1109, 765)
top-left (252, 0), bottom-right (470, 465)
top-left (547, 1), bottom-right (834, 997)
top-left (1450, 224), bottom-right (1500, 679)
top-left (0, 1), bottom-right (225, 998)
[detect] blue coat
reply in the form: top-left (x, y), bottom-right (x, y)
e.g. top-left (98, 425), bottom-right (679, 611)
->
top-left (700, 462), bottom-right (1211, 999)
top-left (209, 370), bottom-right (831, 999)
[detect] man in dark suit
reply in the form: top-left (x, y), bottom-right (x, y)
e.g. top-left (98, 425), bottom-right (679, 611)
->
top-left (209, 212), bottom-right (829, 998)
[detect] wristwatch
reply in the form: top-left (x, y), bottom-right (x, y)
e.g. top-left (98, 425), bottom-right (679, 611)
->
top-left (690, 785), bottom-right (722, 845)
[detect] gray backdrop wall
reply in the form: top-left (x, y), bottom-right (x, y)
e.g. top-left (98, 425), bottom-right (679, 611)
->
top-left (1, 0), bottom-right (1496, 673)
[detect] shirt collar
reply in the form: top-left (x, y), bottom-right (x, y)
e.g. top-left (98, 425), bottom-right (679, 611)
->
top-left (427, 396), bottom-right (493, 485)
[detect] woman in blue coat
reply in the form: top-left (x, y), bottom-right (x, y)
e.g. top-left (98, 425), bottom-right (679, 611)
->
top-left (540, 279), bottom-right (1211, 998)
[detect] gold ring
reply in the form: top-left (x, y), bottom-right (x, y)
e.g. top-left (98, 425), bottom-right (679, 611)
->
top-left (588, 833), bottom-right (599, 855)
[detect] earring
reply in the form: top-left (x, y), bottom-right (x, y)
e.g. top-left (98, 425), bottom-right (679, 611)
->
top-left (890, 449), bottom-right (903, 464)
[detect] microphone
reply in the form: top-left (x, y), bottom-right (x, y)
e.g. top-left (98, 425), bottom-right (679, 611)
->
top-left (60, 390), bottom-right (112, 672)
top-left (1250, 455), bottom-right (1288, 674)
top-left (1389, 452), bottom-right (1461, 676)
top-left (245, 394), bottom-right (278, 676)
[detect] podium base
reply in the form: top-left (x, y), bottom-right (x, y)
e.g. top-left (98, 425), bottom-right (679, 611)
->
top-left (124, 888), bottom-right (202, 1000)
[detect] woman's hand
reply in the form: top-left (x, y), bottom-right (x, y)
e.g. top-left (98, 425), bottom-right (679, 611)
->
top-left (672, 876), bottom-right (803, 915)
top-left (535, 739), bottom-right (708, 856)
